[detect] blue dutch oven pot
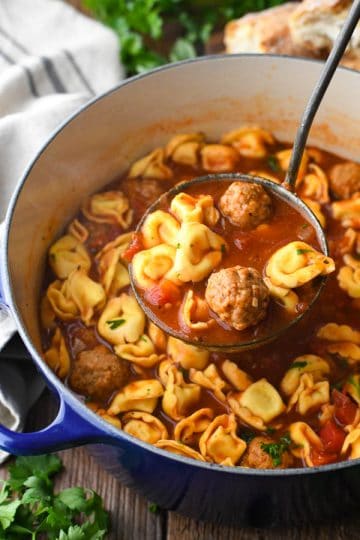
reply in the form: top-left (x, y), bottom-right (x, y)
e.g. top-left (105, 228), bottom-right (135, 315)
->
top-left (1, 55), bottom-right (360, 527)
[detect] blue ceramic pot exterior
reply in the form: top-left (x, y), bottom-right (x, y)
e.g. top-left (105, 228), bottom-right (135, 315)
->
top-left (2, 55), bottom-right (360, 526)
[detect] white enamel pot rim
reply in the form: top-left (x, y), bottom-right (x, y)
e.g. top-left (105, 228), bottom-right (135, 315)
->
top-left (1, 53), bottom-right (360, 476)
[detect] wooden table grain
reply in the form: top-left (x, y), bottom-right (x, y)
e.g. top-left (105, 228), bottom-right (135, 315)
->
top-left (1, 388), bottom-right (360, 539)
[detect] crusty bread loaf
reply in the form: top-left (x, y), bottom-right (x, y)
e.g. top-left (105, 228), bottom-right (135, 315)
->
top-left (224, 0), bottom-right (360, 71)
top-left (289, 0), bottom-right (360, 53)
top-left (224, 3), bottom-right (317, 57)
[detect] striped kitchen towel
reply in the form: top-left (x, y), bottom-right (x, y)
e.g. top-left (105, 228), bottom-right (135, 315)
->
top-left (0, 0), bottom-right (124, 461)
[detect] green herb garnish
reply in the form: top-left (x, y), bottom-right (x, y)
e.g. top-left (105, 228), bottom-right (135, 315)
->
top-left (221, 244), bottom-right (226, 254)
top-left (266, 426), bottom-right (276, 435)
top-left (84, 0), bottom-right (287, 76)
top-left (267, 155), bottom-right (280, 172)
top-left (0, 454), bottom-right (109, 538)
top-left (240, 430), bottom-right (256, 444)
top-left (289, 361), bottom-right (308, 370)
top-left (106, 318), bottom-right (126, 330)
top-left (296, 248), bottom-right (312, 255)
top-left (148, 503), bottom-right (160, 514)
top-left (261, 433), bottom-right (292, 467)
top-left (301, 223), bottom-right (309, 230)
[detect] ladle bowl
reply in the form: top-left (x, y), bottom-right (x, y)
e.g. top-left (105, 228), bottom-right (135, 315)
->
top-left (129, 172), bottom-right (329, 353)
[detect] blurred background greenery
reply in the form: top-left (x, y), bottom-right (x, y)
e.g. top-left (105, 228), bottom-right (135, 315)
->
top-left (83, 0), bottom-right (287, 75)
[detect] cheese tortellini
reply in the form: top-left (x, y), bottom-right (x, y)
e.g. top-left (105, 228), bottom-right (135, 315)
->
top-left (43, 328), bottom-right (70, 379)
top-left (108, 380), bottom-right (164, 415)
top-left (47, 268), bottom-right (105, 325)
top-left (162, 365), bottom-right (201, 420)
top-left (49, 235), bottom-right (90, 279)
top-left (98, 294), bottom-right (145, 345)
top-left (298, 164), bottom-right (330, 204)
top-left (201, 144), bottom-right (238, 172)
top-left (280, 355), bottom-right (330, 396)
top-left (122, 411), bottom-right (168, 444)
top-left (332, 194), bottom-right (360, 229)
top-left (199, 414), bottom-right (246, 465)
top-left (174, 408), bottom-right (214, 445)
top-left (189, 363), bottom-right (229, 402)
top-left (180, 290), bottom-right (213, 331)
top-left (132, 244), bottom-right (177, 288)
top-left (115, 334), bottom-right (165, 368)
top-left (167, 336), bottom-right (209, 370)
top-left (170, 193), bottom-right (219, 226)
top-left (129, 148), bottom-right (173, 180)
top-left (265, 241), bottom-right (335, 289)
top-left (222, 126), bottom-right (274, 158)
top-left (141, 210), bottom-right (180, 248)
top-left (82, 190), bottom-right (133, 228)
top-left (167, 222), bottom-right (226, 283)
top-left (289, 422), bottom-right (322, 467)
top-left (165, 133), bottom-right (205, 167)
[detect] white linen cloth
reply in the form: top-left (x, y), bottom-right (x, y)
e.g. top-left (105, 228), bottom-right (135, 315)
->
top-left (0, 0), bottom-right (124, 461)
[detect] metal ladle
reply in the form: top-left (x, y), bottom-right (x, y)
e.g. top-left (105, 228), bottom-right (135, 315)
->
top-left (130, 0), bottom-right (360, 352)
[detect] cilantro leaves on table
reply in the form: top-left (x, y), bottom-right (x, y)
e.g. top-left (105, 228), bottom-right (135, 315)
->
top-left (0, 454), bottom-right (109, 539)
top-left (83, 0), bottom-right (287, 75)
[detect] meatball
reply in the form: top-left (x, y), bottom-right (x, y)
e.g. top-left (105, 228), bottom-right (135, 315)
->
top-left (205, 266), bottom-right (269, 331)
top-left (219, 182), bottom-right (272, 229)
top-left (69, 344), bottom-right (130, 402)
top-left (241, 436), bottom-right (293, 469)
top-left (122, 178), bottom-right (167, 215)
top-left (329, 162), bottom-right (360, 200)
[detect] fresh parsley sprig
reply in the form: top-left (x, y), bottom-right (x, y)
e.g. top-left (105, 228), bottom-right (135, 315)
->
top-left (0, 454), bottom-right (109, 539)
top-left (83, 0), bottom-right (287, 75)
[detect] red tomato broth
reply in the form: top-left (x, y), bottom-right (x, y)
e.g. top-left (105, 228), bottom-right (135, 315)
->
top-left (40, 136), bottom-right (360, 469)
top-left (135, 179), bottom-right (323, 346)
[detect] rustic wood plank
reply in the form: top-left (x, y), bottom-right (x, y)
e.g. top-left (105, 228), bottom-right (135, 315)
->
top-left (0, 390), bottom-right (165, 540)
top-left (166, 513), bottom-right (360, 540)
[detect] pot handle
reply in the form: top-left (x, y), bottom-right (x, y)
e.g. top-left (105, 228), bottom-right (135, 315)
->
top-left (0, 390), bottom-right (116, 455)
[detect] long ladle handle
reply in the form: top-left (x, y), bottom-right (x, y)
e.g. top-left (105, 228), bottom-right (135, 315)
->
top-left (285, 0), bottom-right (360, 190)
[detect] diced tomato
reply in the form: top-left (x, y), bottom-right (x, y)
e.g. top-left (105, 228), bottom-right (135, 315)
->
top-left (310, 448), bottom-right (338, 466)
top-left (332, 389), bottom-right (358, 426)
top-left (122, 234), bottom-right (143, 262)
top-left (319, 419), bottom-right (346, 453)
top-left (145, 280), bottom-right (181, 307)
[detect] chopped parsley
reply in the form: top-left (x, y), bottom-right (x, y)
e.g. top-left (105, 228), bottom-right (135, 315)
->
top-left (261, 433), bottom-right (292, 467)
top-left (221, 244), bottom-right (226, 254)
top-left (240, 430), bottom-right (256, 444)
top-left (289, 361), bottom-right (308, 370)
top-left (301, 223), bottom-right (310, 230)
top-left (176, 242), bottom-right (181, 249)
top-left (296, 248), bottom-right (312, 255)
top-left (148, 503), bottom-right (160, 514)
top-left (267, 155), bottom-right (280, 172)
top-left (106, 318), bottom-right (126, 330)
top-left (266, 426), bottom-right (276, 435)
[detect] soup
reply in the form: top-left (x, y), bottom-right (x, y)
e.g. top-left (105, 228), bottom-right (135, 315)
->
top-left (40, 127), bottom-right (360, 469)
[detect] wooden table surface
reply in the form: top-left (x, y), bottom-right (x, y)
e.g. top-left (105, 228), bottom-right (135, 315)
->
top-left (0, 384), bottom-right (360, 540)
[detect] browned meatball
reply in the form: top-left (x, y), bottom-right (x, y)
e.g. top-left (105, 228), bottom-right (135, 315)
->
top-left (121, 177), bottom-right (167, 215)
top-left (329, 162), bottom-right (360, 200)
top-left (219, 182), bottom-right (272, 229)
top-left (205, 266), bottom-right (269, 331)
top-left (241, 437), bottom-right (293, 469)
top-left (69, 345), bottom-right (130, 402)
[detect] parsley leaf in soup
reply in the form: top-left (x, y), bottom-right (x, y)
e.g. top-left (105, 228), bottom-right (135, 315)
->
top-left (106, 318), bottom-right (126, 330)
top-left (289, 361), bottom-right (308, 370)
top-left (267, 155), bottom-right (280, 172)
top-left (261, 433), bottom-right (292, 467)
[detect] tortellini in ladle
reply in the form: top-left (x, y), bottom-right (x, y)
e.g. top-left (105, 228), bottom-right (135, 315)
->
top-left (265, 241), bottom-right (335, 289)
